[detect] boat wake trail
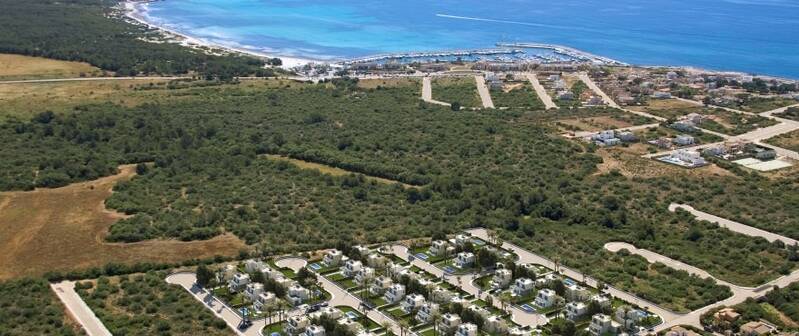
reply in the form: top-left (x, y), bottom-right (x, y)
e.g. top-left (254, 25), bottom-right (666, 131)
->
top-left (434, 13), bottom-right (597, 33)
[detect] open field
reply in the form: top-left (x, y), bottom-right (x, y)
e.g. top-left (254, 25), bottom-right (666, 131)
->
top-left (432, 76), bottom-right (481, 107)
top-left (737, 97), bottom-right (799, 113)
top-left (0, 53), bottom-right (102, 80)
top-left (0, 79), bottom-right (172, 120)
top-left (356, 77), bottom-right (420, 90)
top-left (557, 115), bottom-right (636, 132)
top-left (265, 154), bottom-right (417, 188)
top-left (628, 99), bottom-right (700, 116)
top-left (0, 165), bottom-right (247, 280)
top-left (490, 81), bottom-right (544, 109)
top-left (766, 129), bottom-right (799, 152)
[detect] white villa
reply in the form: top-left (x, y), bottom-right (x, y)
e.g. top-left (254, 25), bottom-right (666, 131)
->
top-left (454, 252), bottom-right (475, 268)
top-left (453, 234), bottom-right (471, 246)
top-left (536, 273), bottom-right (560, 287)
top-left (491, 269), bottom-right (513, 289)
top-left (355, 266), bottom-right (375, 285)
top-left (310, 307), bottom-right (343, 320)
top-left (565, 283), bottom-right (591, 301)
top-left (286, 315), bottom-right (311, 335)
top-left (352, 245), bottom-right (371, 257)
top-left (337, 318), bottom-right (364, 335)
top-left (429, 240), bottom-right (450, 256)
top-left (512, 278), bottom-right (535, 297)
top-left (369, 276), bottom-right (393, 296)
top-left (366, 253), bottom-right (387, 268)
top-left (416, 302), bottom-right (440, 323)
top-left (534, 288), bottom-right (564, 308)
top-left (431, 287), bottom-right (455, 303)
top-left (287, 284), bottom-right (311, 306)
top-left (254, 292), bottom-right (277, 312)
top-left (341, 259), bottom-right (363, 278)
top-left (401, 293), bottom-right (426, 313)
top-left (509, 327), bottom-right (532, 336)
top-left (565, 301), bottom-right (588, 320)
top-left (261, 266), bottom-right (283, 280)
top-left (591, 295), bottom-right (611, 309)
top-left (384, 284), bottom-right (406, 303)
top-left (589, 314), bottom-right (621, 336)
top-left (439, 313), bottom-right (462, 332)
top-left (304, 325), bottom-right (326, 336)
top-left (456, 323), bottom-right (478, 336)
top-left (245, 259), bottom-right (267, 273)
top-left (485, 315), bottom-right (508, 335)
top-left (244, 282), bottom-right (265, 302)
top-left (324, 249), bottom-right (344, 266)
top-left (218, 264), bottom-right (237, 282)
top-left (228, 273), bottom-right (251, 292)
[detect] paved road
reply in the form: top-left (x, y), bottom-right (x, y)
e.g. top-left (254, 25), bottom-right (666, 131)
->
top-left (577, 73), bottom-right (620, 109)
top-left (465, 229), bottom-right (683, 324)
top-left (167, 272), bottom-right (267, 336)
top-left (421, 77), bottom-right (451, 107)
top-left (759, 103), bottom-right (799, 118)
top-left (314, 266), bottom-right (405, 335)
top-left (474, 75), bottom-right (495, 109)
top-left (389, 245), bottom-right (546, 327)
top-left (524, 73), bottom-right (557, 110)
top-left (51, 281), bottom-right (112, 336)
top-left (669, 203), bottom-right (798, 246)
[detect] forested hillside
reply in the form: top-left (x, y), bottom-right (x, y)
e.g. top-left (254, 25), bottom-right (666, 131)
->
top-left (0, 0), bottom-right (268, 79)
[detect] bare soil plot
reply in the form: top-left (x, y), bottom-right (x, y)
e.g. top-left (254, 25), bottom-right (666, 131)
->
top-left (557, 115), bottom-right (634, 132)
top-left (0, 165), bottom-right (247, 280)
top-left (0, 53), bottom-right (102, 80)
top-left (356, 78), bottom-right (420, 90)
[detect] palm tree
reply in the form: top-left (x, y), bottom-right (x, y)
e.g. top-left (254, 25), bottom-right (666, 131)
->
top-left (499, 292), bottom-right (512, 312)
top-left (399, 319), bottom-right (412, 336)
top-left (431, 311), bottom-right (443, 336)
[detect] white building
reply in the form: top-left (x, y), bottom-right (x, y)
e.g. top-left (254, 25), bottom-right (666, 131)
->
top-left (341, 260), bottom-right (363, 278)
top-left (218, 264), bottom-right (237, 282)
top-left (337, 318), bottom-right (364, 335)
top-left (228, 273), bottom-right (251, 292)
top-left (254, 292), bottom-right (276, 312)
top-left (401, 293), bottom-right (426, 313)
top-left (245, 259), bottom-right (267, 273)
top-left (591, 295), bottom-right (611, 309)
top-left (431, 287), bottom-right (456, 303)
top-left (244, 282), bottom-right (265, 302)
top-left (454, 252), bottom-right (475, 268)
top-left (485, 315), bottom-right (508, 334)
top-left (453, 234), bottom-right (471, 246)
top-left (286, 315), bottom-right (311, 335)
top-left (355, 267), bottom-right (375, 285)
top-left (429, 240), bottom-right (450, 256)
top-left (384, 284), bottom-right (406, 303)
top-left (589, 314), bottom-right (620, 336)
top-left (491, 269), bottom-right (513, 289)
top-left (536, 273), bottom-right (560, 287)
top-left (352, 245), bottom-right (371, 258)
top-left (565, 301), bottom-right (588, 320)
top-left (671, 149), bottom-right (707, 166)
top-left (303, 325), bottom-right (325, 336)
top-left (324, 250), bottom-right (344, 266)
top-left (310, 306), bottom-right (343, 320)
top-left (287, 284), bottom-right (311, 306)
top-left (512, 278), bottom-right (535, 297)
top-left (415, 302), bottom-right (440, 323)
top-left (439, 313), bottom-right (462, 332)
top-left (652, 91), bottom-right (672, 99)
top-left (534, 288), bottom-right (563, 308)
top-left (509, 327), bottom-right (532, 336)
top-left (261, 266), bottom-right (283, 280)
top-left (455, 323), bottom-right (478, 336)
top-left (565, 283), bottom-right (591, 301)
top-left (366, 253), bottom-right (387, 268)
top-left (369, 276), bottom-right (393, 296)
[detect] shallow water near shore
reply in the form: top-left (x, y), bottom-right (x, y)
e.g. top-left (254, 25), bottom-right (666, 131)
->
top-left (141, 0), bottom-right (799, 78)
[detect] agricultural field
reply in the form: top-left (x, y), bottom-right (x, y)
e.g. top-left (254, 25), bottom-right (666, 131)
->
top-left (432, 77), bottom-right (481, 108)
top-left (0, 278), bottom-right (84, 335)
top-left (75, 272), bottom-right (232, 336)
top-left (0, 53), bottom-right (102, 80)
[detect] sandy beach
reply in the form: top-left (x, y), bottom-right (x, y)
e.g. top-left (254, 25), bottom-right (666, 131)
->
top-left (123, 1), bottom-right (313, 68)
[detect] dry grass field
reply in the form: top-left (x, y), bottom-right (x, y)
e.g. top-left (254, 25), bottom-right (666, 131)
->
top-left (356, 77), bottom-right (420, 90)
top-left (766, 129), bottom-right (799, 152)
top-left (0, 165), bottom-right (247, 280)
top-left (265, 154), bottom-right (417, 188)
top-left (557, 115), bottom-right (634, 132)
top-left (0, 54), bottom-right (102, 80)
top-left (0, 79), bottom-right (173, 120)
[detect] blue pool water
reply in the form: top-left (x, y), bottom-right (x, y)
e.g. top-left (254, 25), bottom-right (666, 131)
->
top-left (140, 0), bottom-right (799, 78)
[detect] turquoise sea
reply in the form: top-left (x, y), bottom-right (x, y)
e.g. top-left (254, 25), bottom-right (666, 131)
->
top-left (140, 0), bottom-right (799, 78)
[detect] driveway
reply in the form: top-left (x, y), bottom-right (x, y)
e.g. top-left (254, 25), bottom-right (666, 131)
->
top-left (524, 73), bottom-right (557, 110)
top-left (474, 75), bottom-right (495, 109)
top-left (51, 281), bottom-right (112, 336)
top-left (421, 77), bottom-right (451, 107)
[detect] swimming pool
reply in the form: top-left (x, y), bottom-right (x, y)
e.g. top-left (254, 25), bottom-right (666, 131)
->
top-left (416, 253), bottom-right (429, 260)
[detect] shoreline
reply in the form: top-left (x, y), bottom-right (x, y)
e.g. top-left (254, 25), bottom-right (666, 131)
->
top-left (123, 1), bottom-right (315, 68)
top-left (122, 1), bottom-right (796, 82)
